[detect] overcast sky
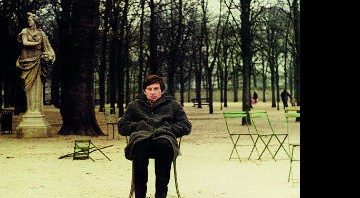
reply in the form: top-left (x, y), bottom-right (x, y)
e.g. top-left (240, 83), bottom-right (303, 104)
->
top-left (208, 0), bottom-right (220, 13)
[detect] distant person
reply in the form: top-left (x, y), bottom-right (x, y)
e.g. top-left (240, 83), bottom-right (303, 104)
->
top-left (118, 74), bottom-right (192, 198)
top-left (252, 91), bottom-right (258, 105)
top-left (280, 89), bottom-right (292, 109)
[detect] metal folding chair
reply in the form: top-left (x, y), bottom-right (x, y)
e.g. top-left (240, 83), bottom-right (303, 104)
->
top-left (104, 107), bottom-right (119, 140)
top-left (73, 140), bottom-right (92, 161)
top-left (250, 111), bottom-right (289, 161)
top-left (1, 108), bottom-right (14, 134)
top-left (64, 140), bottom-right (112, 162)
top-left (127, 137), bottom-right (182, 198)
top-left (223, 111), bottom-right (260, 162)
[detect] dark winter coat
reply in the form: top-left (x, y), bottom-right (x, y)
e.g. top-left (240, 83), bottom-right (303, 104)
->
top-left (118, 93), bottom-right (192, 161)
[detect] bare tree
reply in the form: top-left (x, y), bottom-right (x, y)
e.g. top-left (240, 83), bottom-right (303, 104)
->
top-left (117, 0), bottom-right (130, 117)
top-left (291, 0), bottom-right (300, 104)
top-left (98, 0), bottom-right (112, 112)
top-left (240, 0), bottom-right (252, 124)
top-left (149, 0), bottom-right (159, 75)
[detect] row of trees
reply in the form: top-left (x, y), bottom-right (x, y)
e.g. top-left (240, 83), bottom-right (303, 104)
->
top-left (0, 0), bottom-right (300, 135)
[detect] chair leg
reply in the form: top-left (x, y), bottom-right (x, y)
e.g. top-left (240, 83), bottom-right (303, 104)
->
top-left (247, 135), bottom-right (260, 160)
top-left (106, 124), bottom-right (109, 140)
top-left (129, 163), bottom-right (135, 198)
top-left (229, 135), bottom-right (242, 162)
top-left (112, 124), bottom-right (115, 139)
top-left (173, 160), bottom-right (181, 198)
top-left (288, 144), bottom-right (300, 184)
top-left (257, 135), bottom-right (276, 161)
top-left (288, 144), bottom-right (294, 182)
top-left (273, 134), bottom-right (290, 159)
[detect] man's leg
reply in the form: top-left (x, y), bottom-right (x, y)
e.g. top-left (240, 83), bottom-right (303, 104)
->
top-left (282, 99), bottom-right (287, 109)
top-left (133, 140), bottom-right (151, 198)
top-left (153, 138), bottom-right (174, 198)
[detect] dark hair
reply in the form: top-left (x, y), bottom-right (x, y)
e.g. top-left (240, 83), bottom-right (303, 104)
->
top-left (142, 74), bottom-right (166, 91)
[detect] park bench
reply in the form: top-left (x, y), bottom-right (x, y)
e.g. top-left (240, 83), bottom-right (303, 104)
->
top-left (191, 98), bottom-right (210, 107)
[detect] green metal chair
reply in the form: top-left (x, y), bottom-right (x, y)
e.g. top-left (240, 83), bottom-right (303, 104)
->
top-left (127, 137), bottom-right (182, 198)
top-left (288, 143), bottom-right (300, 184)
top-left (223, 111), bottom-right (260, 162)
top-left (250, 111), bottom-right (289, 161)
top-left (286, 112), bottom-right (300, 183)
top-left (72, 140), bottom-right (112, 162)
top-left (73, 140), bottom-right (93, 161)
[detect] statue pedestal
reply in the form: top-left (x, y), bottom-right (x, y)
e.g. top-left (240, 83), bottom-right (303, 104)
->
top-left (16, 111), bottom-right (52, 138)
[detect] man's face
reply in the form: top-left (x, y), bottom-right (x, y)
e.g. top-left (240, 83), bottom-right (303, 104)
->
top-left (144, 82), bottom-right (163, 102)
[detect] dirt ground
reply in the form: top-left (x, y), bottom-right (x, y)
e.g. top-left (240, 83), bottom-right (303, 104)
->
top-left (0, 102), bottom-right (300, 198)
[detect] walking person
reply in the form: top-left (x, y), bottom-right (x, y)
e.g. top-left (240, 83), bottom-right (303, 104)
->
top-left (118, 74), bottom-right (192, 198)
top-left (281, 88), bottom-right (292, 109)
top-left (252, 91), bottom-right (258, 104)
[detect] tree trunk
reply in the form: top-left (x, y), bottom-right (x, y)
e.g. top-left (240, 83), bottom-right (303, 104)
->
top-left (293, 0), bottom-right (300, 105)
top-left (137, 0), bottom-right (145, 93)
top-left (58, 0), bottom-right (103, 136)
top-left (98, 0), bottom-right (112, 112)
top-left (149, 0), bottom-right (159, 75)
top-left (240, 0), bottom-right (252, 125)
top-left (118, 0), bottom-right (130, 117)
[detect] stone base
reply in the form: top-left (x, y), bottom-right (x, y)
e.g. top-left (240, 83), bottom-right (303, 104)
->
top-left (16, 113), bottom-right (53, 138)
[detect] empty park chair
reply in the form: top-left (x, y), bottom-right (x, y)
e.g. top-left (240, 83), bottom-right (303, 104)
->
top-left (223, 111), bottom-right (260, 162)
top-left (104, 106), bottom-right (118, 140)
top-left (1, 108), bottom-right (14, 134)
top-left (58, 140), bottom-right (112, 162)
top-left (250, 111), bottom-right (289, 161)
top-left (73, 139), bottom-right (92, 161)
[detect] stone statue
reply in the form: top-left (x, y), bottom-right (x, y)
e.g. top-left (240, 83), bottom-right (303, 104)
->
top-left (16, 12), bottom-right (55, 116)
top-left (15, 12), bottom-right (55, 138)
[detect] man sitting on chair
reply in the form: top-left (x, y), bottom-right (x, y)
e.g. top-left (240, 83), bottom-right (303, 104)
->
top-left (118, 74), bottom-right (192, 198)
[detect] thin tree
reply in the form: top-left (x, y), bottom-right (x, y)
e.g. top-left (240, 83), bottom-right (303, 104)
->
top-left (148, 0), bottom-right (159, 74)
top-left (98, 0), bottom-right (112, 112)
top-left (240, 0), bottom-right (252, 124)
top-left (291, 0), bottom-right (300, 104)
top-left (137, 0), bottom-right (146, 93)
top-left (117, 0), bottom-right (130, 117)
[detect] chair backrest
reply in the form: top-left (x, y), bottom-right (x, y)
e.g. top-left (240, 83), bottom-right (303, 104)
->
top-left (249, 111), bottom-right (276, 135)
top-left (104, 107), bottom-right (117, 123)
top-left (223, 111), bottom-right (247, 118)
top-left (223, 111), bottom-right (252, 135)
top-left (249, 110), bottom-right (268, 118)
top-left (285, 112), bottom-right (300, 119)
top-left (285, 113), bottom-right (300, 144)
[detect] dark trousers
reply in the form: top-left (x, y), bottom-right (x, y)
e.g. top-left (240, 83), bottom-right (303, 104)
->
top-left (282, 99), bottom-right (288, 108)
top-left (133, 138), bottom-right (174, 198)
